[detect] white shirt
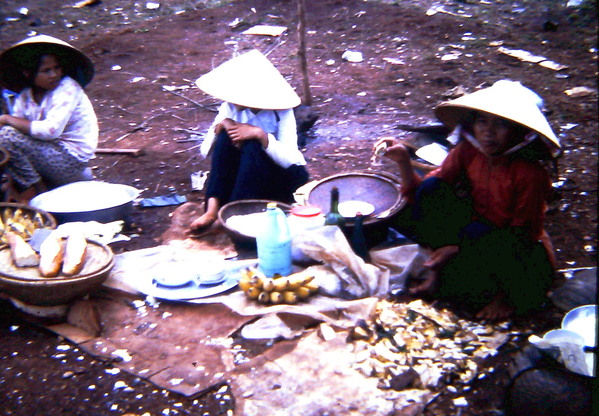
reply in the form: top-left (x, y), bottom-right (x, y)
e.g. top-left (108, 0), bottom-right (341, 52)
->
top-left (200, 102), bottom-right (306, 169)
top-left (12, 76), bottom-right (98, 161)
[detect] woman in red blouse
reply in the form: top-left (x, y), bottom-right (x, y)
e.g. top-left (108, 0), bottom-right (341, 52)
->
top-left (378, 80), bottom-right (561, 321)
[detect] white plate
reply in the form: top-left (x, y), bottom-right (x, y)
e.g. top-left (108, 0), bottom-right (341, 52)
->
top-left (338, 200), bottom-right (375, 218)
top-left (137, 271), bottom-right (238, 301)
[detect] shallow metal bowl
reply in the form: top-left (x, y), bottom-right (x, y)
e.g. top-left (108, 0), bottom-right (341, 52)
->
top-left (29, 181), bottom-right (139, 225)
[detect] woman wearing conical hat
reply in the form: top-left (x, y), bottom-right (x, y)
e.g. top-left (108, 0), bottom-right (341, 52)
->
top-left (188, 50), bottom-right (309, 234)
top-left (376, 80), bottom-right (561, 321)
top-left (0, 35), bottom-right (98, 204)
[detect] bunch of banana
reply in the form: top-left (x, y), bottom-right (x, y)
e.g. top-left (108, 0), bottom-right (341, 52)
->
top-left (0, 207), bottom-right (52, 244)
top-left (238, 267), bottom-right (319, 304)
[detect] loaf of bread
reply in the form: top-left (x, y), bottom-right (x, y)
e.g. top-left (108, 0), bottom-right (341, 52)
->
top-left (38, 233), bottom-right (65, 277)
top-left (6, 231), bottom-right (40, 267)
top-left (62, 230), bottom-right (87, 276)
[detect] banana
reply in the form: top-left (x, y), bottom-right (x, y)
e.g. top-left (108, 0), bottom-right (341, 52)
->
top-left (296, 286), bottom-right (311, 299)
top-left (239, 267), bottom-right (253, 281)
top-left (246, 286), bottom-right (261, 299)
top-left (257, 291), bottom-right (270, 304)
top-left (304, 280), bottom-right (319, 294)
top-left (238, 278), bottom-right (253, 293)
top-left (283, 291), bottom-right (298, 304)
top-left (272, 277), bottom-right (290, 291)
top-left (262, 278), bottom-right (275, 292)
top-left (12, 208), bottom-right (24, 223)
top-left (270, 291), bottom-right (283, 304)
top-left (287, 273), bottom-right (314, 289)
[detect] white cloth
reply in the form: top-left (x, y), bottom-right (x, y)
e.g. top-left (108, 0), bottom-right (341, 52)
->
top-left (12, 76), bottom-right (98, 161)
top-left (200, 102), bottom-right (306, 169)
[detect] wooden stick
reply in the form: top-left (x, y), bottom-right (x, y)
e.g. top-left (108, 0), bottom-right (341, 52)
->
top-left (297, 0), bottom-right (312, 106)
top-left (96, 148), bottom-right (145, 157)
top-left (162, 87), bottom-right (217, 112)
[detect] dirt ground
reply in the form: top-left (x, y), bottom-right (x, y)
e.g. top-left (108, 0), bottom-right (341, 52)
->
top-left (0, 0), bottom-right (597, 415)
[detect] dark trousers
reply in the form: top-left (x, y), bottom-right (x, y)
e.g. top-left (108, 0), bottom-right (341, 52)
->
top-left (205, 130), bottom-right (309, 206)
top-left (392, 177), bottom-right (554, 314)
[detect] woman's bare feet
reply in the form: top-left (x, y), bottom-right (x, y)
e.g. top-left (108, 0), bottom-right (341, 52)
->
top-left (187, 197), bottom-right (220, 235)
top-left (476, 291), bottom-right (516, 321)
top-left (188, 212), bottom-right (218, 234)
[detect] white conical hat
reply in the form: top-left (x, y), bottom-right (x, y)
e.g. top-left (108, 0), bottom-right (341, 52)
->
top-left (434, 80), bottom-right (561, 158)
top-left (195, 50), bottom-right (301, 110)
top-left (0, 34), bottom-right (94, 92)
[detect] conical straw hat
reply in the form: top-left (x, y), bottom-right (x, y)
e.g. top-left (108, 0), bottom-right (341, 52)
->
top-left (434, 80), bottom-right (561, 158)
top-left (196, 50), bottom-right (301, 110)
top-left (0, 34), bottom-right (94, 92)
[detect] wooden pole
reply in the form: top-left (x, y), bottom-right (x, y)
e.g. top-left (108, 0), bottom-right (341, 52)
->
top-left (297, 0), bottom-right (312, 106)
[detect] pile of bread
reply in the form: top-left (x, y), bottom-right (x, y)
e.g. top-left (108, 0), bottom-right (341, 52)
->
top-left (6, 230), bottom-right (88, 277)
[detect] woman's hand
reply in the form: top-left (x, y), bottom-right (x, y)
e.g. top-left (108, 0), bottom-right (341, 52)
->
top-left (373, 137), bottom-right (411, 165)
top-left (216, 118), bottom-right (268, 148)
top-left (374, 136), bottom-right (421, 194)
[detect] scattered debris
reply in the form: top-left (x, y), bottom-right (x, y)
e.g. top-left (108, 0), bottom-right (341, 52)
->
top-left (350, 300), bottom-right (512, 392)
top-left (191, 171), bottom-right (209, 191)
top-left (242, 25), bottom-right (287, 37)
top-left (564, 86), bottom-right (596, 98)
top-left (497, 47), bottom-right (568, 71)
top-left (342, 50), bottom-right (363, 63)
top-left (72, 0), bottom-right (100, 8)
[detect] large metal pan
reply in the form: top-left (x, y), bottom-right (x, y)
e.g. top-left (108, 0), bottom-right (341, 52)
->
top-left (29, 181), bottom-right (139, 225)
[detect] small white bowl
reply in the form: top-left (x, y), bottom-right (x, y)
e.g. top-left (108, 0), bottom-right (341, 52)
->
top-left (197, 262), bottom-right (227, 285)
top-left (153, 262), bottom-right (196, 287)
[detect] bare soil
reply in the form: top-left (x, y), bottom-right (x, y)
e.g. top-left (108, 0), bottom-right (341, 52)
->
top-left (0, 0), bottom-right (597, 415)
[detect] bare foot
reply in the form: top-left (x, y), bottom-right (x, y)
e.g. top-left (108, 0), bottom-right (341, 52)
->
top-left (188, 212), bottom-right (217, 235)
top-left (476, 292), bottom-right (516, 321)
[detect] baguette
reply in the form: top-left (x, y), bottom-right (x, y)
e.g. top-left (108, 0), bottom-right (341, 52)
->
top-left (39, 233), bottom-right (65, 277)
top-left (62, 230), bottom-right (87, 276)
top-left (6, 231), bottom-right (40, 267)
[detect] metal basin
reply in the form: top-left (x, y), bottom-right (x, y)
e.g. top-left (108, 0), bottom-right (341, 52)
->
top-left (29, 181), bottom-right (139, 225)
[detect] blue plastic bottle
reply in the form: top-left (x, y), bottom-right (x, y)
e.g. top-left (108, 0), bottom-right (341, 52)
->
top-left (257, 202), bottom-right (292, 277)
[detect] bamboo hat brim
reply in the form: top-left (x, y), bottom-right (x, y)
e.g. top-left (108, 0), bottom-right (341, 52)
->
top-left (434, 81), bottom-right (561, 157)
top-left (195, 50), bottom-right (301, 110)
top-left (0, 35), bottom-right (94, 92)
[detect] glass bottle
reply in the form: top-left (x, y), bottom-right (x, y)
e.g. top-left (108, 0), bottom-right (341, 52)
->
top-left (351, 212), bottom-right (370, 262)
top-left (325, 186), bottom-right (345, 229)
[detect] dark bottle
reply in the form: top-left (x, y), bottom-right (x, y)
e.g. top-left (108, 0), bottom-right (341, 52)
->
top-left (351, 212), bottom-right (370, 262)
top-left (325, 186), bottom-right (345, 228)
